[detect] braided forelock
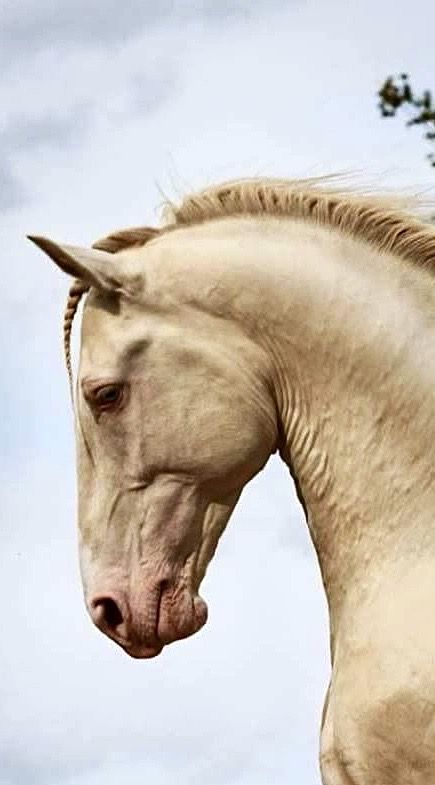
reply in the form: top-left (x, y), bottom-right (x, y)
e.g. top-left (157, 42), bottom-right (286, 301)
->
top-left (63, 279), bottom-right (90, 398)
top-left (63, 226), bottom-right (160, 401)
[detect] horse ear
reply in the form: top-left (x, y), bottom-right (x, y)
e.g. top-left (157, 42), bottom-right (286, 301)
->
top-left (27, 235), bottom-right (139, 296)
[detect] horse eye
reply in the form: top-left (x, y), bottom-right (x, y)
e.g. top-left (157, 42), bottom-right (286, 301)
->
top-left (93, 384), bottom-right (123, 409)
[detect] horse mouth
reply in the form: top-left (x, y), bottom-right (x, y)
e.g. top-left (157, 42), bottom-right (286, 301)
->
top-left (89, 578), bottom-right (208, 658)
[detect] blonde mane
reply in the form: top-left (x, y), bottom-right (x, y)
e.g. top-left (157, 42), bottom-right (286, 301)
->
top-left (64, 177), bottom-right (435, 392)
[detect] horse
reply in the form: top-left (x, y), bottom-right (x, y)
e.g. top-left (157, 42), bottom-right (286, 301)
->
top-left (30, 177), bottom-right (435, 784)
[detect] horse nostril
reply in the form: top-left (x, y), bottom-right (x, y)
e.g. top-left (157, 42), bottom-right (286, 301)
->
top-left (92, 596), bottom-right (124, 632)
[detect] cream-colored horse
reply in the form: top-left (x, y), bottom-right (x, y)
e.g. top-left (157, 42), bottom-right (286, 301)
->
top-left (31, 179), bottom-right (435, 785)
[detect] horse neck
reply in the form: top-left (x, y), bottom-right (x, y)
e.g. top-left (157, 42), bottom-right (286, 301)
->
top-left (247, 218), bottom-right (435, 633)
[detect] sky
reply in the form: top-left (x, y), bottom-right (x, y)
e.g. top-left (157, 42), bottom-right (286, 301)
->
top-left (2, 1), bottom-right (435, 784)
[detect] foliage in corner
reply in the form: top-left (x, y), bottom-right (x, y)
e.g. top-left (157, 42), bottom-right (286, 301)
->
top-left (378, 74), bottom-right (435, 168)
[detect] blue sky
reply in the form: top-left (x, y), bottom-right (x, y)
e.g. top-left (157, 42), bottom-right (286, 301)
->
top-left (2, 1), bottom-right (435, 783)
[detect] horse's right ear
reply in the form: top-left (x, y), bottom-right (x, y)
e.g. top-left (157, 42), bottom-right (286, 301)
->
top-left (27, 235), bottom-right (139, 297)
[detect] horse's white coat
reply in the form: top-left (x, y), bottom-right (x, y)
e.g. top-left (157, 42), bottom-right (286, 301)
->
top-left (33, 190), bottom-right (435, 784)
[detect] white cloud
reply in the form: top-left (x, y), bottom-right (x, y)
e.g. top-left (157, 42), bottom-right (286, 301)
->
top-left (1, 0), bottom-right (290, 67)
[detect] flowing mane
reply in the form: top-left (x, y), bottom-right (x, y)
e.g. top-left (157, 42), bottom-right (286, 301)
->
top-left (63, 177), bottom-right (435, 390)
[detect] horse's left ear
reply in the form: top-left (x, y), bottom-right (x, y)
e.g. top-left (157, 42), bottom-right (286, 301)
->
top-left (27, 235), bottom-right (140, 297)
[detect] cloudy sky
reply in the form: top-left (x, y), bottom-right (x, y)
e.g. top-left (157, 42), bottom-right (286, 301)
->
top-left (2, 1), bottom-right (435, 783)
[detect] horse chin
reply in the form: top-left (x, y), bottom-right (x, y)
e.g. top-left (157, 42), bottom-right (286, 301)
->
top-left (121, 641), bottom-right (165, 659)
top-left (156, 592), bottom-right (209, 646)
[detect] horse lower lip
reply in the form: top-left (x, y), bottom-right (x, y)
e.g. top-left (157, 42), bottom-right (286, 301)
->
top-left (122, 580), bottom-right (170, 657)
